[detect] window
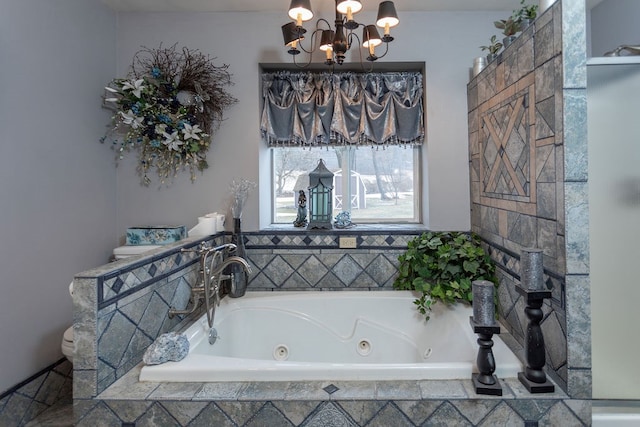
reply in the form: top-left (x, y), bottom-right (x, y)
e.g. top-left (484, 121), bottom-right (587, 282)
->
top-left (272, 145), bottom-right (420, 223)
top-left (261, 70), bottom-right (424, 224)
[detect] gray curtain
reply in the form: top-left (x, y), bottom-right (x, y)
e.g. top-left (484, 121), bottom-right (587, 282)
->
top-left (261, 71), bottom-right (424, 147)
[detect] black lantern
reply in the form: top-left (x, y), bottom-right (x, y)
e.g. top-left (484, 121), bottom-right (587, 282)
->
top-left (307, 159), bottom-right (334, 229)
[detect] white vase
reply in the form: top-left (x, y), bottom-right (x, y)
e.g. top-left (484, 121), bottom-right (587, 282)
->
top-left (473, 56), bottom-right (487, 77)
top-left (539, 0), bottom-right (557, 13)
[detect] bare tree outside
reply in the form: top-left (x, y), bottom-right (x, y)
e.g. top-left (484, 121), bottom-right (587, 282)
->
top-left (274, 149), bottom-right (321, 197)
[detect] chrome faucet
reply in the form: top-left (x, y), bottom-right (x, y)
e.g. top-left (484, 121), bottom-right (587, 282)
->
top-left (168, 243), bottom-right (252, 331)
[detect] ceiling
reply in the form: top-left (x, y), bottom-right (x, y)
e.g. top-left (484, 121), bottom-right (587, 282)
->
top-left (102, 0), bottom-right (604, 13)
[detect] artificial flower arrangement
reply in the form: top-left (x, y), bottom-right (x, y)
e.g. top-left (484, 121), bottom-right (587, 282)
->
top-left (101, 45), bottom-right (237, 185)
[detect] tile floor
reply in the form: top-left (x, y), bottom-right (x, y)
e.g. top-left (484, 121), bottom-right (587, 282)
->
top-left (24, 400), bottom-right (72, 427)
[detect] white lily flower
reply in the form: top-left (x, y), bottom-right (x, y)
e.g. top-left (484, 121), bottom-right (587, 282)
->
top-left (104, 86), bottom-right (119, 93)
top-left (155, 123), bottom-right (167, 134)
top-left (182, 123), bottom-right (203, 140)
top-left (119, 110), bottom-right (144, 129)
top-left (122, 79), bottom-right (145, 98)
top-left (162, 130), bottom-right (183, 151)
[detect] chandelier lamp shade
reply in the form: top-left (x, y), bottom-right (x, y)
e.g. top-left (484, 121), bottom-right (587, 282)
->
top-left (282, 0), bottom-right (399, 67)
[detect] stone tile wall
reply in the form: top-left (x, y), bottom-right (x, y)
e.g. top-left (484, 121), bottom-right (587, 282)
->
top-left (467, 0), bottom-right (590, 398)
top-left (244, 230), bottom-right (417, 291)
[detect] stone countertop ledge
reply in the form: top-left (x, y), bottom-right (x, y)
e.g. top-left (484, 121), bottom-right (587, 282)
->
top-left (98, 364), bottom-right (569, 402)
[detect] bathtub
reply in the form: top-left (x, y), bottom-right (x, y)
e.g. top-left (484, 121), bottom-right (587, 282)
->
top-left (139, 291), bottom-right (522, 382)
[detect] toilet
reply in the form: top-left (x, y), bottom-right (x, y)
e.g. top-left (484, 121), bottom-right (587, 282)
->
top-left (112, 244), bottom-right (161, 260)
top-left (61, 282), bottom-right (75, 363)
top-left (61, 244), bottom-right (161, 363)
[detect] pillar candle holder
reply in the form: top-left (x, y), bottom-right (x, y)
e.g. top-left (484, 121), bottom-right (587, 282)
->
top-left (516, 248), bottom-right (554, 393)
top-left (515, 287), bottom-right (555, 393)
top-left (470, 280), bottom-right (502, 395)
top-left (469, 317), bottom-right (502, 396)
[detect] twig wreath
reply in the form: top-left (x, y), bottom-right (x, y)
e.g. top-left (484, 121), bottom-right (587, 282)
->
top-left (101, 45), bottom-right (237, 185)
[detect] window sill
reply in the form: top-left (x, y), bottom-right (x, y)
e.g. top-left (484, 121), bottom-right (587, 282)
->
top-left (260, 223), bottom-right (428, 233)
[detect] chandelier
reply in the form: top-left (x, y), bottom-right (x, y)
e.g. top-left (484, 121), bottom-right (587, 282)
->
top-left (282, 0), bottom-right (400, 67)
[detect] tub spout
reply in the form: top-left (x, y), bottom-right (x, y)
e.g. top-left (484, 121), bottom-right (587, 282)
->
top-left (213, 256), bottom-right (252, 277)
top-left (169, 243), bottom-right (243, 322)
top-left (212, 256), bottom-right (252, 300)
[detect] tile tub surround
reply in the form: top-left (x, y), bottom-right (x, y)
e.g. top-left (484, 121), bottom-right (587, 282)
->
top-left (74, 365), bottom-right (591, 426)
top-left (74, 227), bottom-right (592, 425)
top-left (467, 0), bottom-right (590, 399)
top-left (73, 235), bottom-right (226, 400)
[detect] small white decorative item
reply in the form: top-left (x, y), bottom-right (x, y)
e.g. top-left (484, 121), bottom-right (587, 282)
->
top-left (334, 211), bottom-right (354, 229)
top-left (473, 56), bottom-right (487, 77)
top-left (101, 44), bottom-right (237, 186)
top-left (538, 0), bottom-right (556, 13)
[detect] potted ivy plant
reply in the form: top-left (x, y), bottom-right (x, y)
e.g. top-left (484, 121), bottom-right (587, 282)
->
top-left (480, 35), bottom-right (503, 62)
top-left (514, 0), bottom-right (538, 30)
top-left (393, 231), bottom-right (498, 322)
top-left (494, 16), bottom-right (520, 48)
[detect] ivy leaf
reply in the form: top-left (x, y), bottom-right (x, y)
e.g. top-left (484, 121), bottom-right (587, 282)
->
top-left (463, 260), bottom-right (480, 274)
top-left (393, 231), bottom-right (498, 322)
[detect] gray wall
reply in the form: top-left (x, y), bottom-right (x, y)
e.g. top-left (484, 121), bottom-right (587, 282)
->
top-left (589, 0), bottom-right (640, 57)
top-left (0, 1), bottom-right (117, 393)
top-left (113, 10), bottom-right (511, 234)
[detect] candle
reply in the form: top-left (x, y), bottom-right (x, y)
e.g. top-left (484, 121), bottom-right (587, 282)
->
top-left (472, 280), bottom-right (495, 325)
top-left (521, 248), bottom-right (544, 290)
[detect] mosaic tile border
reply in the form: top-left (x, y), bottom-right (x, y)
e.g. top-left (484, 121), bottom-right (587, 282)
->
top-left (244, 229), bottom-right (424, 250)
top-left (97, 242), bottom-right (203, 310)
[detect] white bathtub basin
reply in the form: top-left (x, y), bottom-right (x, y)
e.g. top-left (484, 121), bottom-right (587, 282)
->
top-left (139, 291), bottom-right (522, 382)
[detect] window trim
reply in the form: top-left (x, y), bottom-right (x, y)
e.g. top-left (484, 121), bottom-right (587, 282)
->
top-left (270, 145), bottom-right (422, 225)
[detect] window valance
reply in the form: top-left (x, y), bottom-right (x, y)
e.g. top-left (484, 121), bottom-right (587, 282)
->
top-left (260, 71), bottom-right (424, 147)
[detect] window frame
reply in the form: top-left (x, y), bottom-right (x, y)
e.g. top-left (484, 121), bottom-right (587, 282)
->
top-left (270, 145), bottom-right (422, 224)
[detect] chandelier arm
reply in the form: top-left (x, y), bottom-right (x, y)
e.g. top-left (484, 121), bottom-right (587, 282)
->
top-left (297, 28), bottom-right (322, 54)
top-left (315, 18), bottom-right (332, 30)
top-left (374, 41), bottom-right (391, 60)
top-left (293, 45), bottom-right (316, 68)
top-left (350, 33), bottom-right (373, 72)
top-left (347, 29), bottom-right (358, 51)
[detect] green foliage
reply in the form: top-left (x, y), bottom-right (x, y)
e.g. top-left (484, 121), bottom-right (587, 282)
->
top-left (393, 231), bottom-right (498, 321)
top-left (494, 16), bottom-right (520, 37)
top-left (480, 35), bottom-right (503, 55)
top-left (515, 0), bottom-right (538, 21)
